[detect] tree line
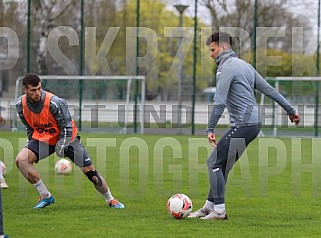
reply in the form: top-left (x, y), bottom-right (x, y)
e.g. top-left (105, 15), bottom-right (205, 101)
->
top-left (0, 0), bottom-right (316, 100)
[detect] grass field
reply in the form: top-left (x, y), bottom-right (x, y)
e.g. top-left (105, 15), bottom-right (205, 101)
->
top-left (1, 131), bottom-right (321, 237)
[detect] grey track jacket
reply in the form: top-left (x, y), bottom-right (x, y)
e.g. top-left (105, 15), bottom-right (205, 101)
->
top-left (207, 49), bottom-right (296, 133)
top-left (16, 90), bottom-right (74, 145)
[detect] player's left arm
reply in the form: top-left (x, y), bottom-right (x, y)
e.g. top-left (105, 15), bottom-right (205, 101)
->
top-left (50, 96), bottom-right (73, 157)
top-left (254, 70), bottom-right (300, 125)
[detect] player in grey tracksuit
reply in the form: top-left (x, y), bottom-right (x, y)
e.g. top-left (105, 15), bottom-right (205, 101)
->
top-left (188, 32), bottom-right (300, 220)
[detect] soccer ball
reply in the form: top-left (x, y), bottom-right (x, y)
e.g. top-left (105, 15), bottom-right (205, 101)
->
top-left (166, 193), bottom-right (193, 219)
top-left (55, 159), bottom-right (72, 175)
top-left (1, 162), bottom-right (6, 175)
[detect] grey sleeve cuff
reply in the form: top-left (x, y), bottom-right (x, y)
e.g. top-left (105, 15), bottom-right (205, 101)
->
top-left (206, 128), bottom-right (214, 134)
top-left (206, 104), bottom-right (225, 134)
top-left (286, 108), bottom-right (296, 115)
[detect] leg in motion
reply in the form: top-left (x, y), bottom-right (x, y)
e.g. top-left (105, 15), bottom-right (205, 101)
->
top-left (200, 144), bottom-right (228, 220)
top-left (66, 137), bottom-right (125, 209)
top-left (189, 143), bottom-right (227, 219)
top-left (190, 128), bottom-right (235, 220)
top-left (201, 125), bottom-right (261, 220)
top-left (81, 165), bottom-right (125, 209)
top-left (15, 147), bottom-right (54, 209)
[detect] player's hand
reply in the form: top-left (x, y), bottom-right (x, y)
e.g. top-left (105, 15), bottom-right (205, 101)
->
top-left (55, 139), bottom-right (69, 158)
top-left (208, 133), bottom-right (217, 147)
top-left (289, 113), bottom-right (300, 125)
top-left (55, 145), bottom-right (67, 158)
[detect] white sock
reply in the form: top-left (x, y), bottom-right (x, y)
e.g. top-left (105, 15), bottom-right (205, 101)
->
top-left (102, 189), bottom-right (114, 203)
top-left (0, 162), bottom-right (4, 180)
top-left (204, 200), bottom-right (214, 210)
top-left (33, 179), bottom-right (50, 198)
top-left (214, 203), bottom-right (226, 213)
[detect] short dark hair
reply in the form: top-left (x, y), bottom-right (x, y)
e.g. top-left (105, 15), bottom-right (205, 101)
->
top-left (23, 73), bottom-right (41, 87)
top-left (206, 32), bottom-right (232, 46)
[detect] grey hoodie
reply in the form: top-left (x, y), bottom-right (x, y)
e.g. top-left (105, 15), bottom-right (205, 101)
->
top-left (207, 49), bottom-right (296, 133)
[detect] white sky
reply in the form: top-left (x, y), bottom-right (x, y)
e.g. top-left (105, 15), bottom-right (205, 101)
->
top-left (166, 0), bottom-right (320, 28)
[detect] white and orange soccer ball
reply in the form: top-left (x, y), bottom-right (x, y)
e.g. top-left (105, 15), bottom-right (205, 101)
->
top-left (55, 159), bottom-right (72, 175)
top-left (166, 193), bottom-right (193, 219)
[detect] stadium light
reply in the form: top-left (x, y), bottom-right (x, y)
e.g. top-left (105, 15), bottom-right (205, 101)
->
top-left (174, 4), bottom-right (188, 131)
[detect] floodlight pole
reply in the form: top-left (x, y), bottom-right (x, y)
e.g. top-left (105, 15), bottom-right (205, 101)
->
top-left (252, 0), bottom-right (258, 69)
top-left (134, 0), bottom-right (140, 134)
top-left (315, 0), bottom-right (320, 137)
top-left (191, 0), bottom-right (198, 135)
top-left (174, 4), bottom-right (188, 132)
top-left (26, 0), bottom-right (31, 73)
top-left (78, 0), bottom-right (84, 130)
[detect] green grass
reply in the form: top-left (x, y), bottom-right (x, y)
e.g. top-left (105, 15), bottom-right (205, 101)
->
top-left (1, 132), bottom-right (321, 237)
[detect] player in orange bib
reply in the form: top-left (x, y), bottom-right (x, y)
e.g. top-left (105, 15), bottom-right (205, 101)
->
top-left (16, 73), bottom-right (124, 209)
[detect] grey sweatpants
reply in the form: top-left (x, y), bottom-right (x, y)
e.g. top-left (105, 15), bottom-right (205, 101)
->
top-left (207, 124), bottom-right (261, 204)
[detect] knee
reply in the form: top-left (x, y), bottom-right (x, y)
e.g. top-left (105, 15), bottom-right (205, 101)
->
top-left (206, 157), bottom-right (212, 168)
top-left (85, 170), bottom-right (102, 187)
top-left (207, 155), bottom-right (217, 169)
top-left (15, 149), bottom-right (36, 167)
top-left (207, 156), bottom-right (223, 172)
top-left (15, 154), bottom-right (27, 168)
top-left (207, 149), bottom-right (218, 169)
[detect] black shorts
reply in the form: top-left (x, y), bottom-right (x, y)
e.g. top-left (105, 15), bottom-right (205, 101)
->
top-left (26, 135), bottom-right (93, 167)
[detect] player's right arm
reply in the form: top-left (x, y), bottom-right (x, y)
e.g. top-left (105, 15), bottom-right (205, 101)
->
top-left (206, 65), bottom-right (234, 134)
top-left (16, 96), bottom-right (34, 141)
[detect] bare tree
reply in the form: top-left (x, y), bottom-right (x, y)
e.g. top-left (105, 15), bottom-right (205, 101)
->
top-left (34, 0), bottom-right (75, 75)
top-left (201, 0), bottom-right (310, 52)
top-left (0, 0), bottom-right (22, 96)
